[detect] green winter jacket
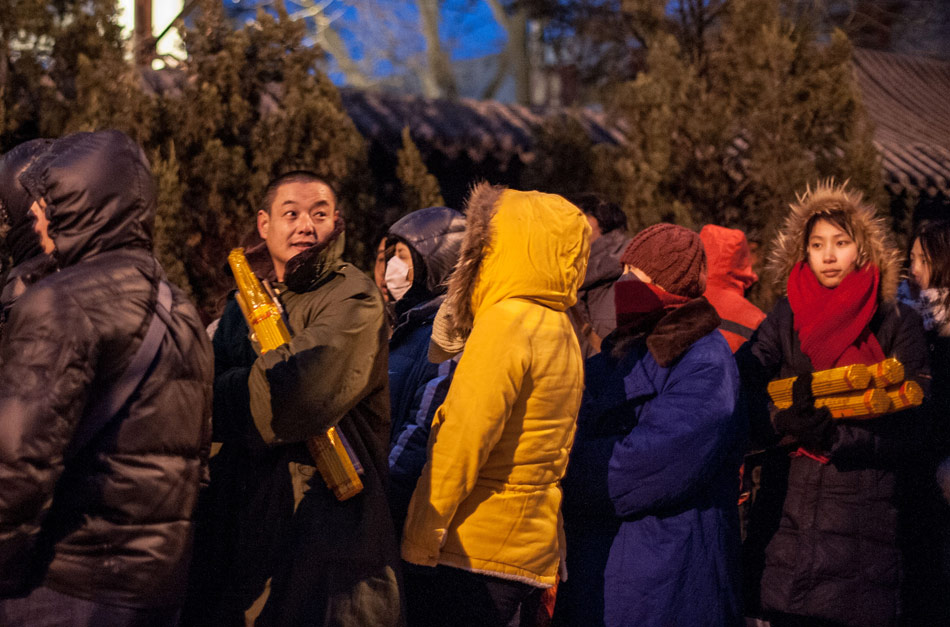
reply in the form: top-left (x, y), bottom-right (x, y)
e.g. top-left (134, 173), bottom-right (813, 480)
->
top-left (243, 229), bottom-right (401, 627)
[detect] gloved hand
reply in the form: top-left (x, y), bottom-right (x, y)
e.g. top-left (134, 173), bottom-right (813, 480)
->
top-left (773, 371), bottom-right (835, 451)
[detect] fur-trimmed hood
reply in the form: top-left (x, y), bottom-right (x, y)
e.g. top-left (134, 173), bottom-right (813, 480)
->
top-left (440, 182), bottom-right (590, 338)
top-left (768, 180), bottom-right (901, 302)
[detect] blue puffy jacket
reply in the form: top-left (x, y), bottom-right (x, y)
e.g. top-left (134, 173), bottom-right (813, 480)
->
top-left (559, 299), bottom-right (745, 627)
top-left (385, 207), bottom-right (465, 535)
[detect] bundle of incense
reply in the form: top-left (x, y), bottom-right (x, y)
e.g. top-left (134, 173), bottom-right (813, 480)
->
top-left (768, 364), bottom-right (871, 407)
top-left (229, 248), bottom-right (363, 501)
top-left (870, 358), bottom-right (904, 388)
top-left (773, 387), bottom-right (891, 417)
top-left (885, 380), bottom-right (924, 412)
top-left (769, 358), bottom-right (923, 420)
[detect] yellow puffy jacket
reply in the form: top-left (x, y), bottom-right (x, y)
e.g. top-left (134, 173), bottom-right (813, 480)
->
top-left (401, 183), bottom-right (590, 587)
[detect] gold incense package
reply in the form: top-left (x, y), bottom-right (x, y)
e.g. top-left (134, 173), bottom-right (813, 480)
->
top-left (869, 358), bottom-right (904, 388)
top-left (229, 248), bottom-right (363, 501)
top-left (774, 387), bottom-right (891, 419)
top-left (884, 380), bottom-right (924, 412)
top-left (768, 364), bottom-right (871, 407)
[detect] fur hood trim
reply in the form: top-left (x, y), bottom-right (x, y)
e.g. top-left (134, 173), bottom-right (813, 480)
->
top-left (441, 182), bottom-right (506, 337)
top-left (768, 180), bottom-right (901, 302)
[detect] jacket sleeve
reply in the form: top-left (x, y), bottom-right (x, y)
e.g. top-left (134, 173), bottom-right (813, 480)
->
top-left (211, 298), bottom-right (260, 449)
top-left (0, 285), bottom-right (97, 595)
top-left (248, 280), bottom-right (386, 444)
top-left (388, 356), bottom-right (457, 532)
top-left (608, 345), bottom-right (741, 517)
top-left (831, 305), bottom-right (931, 465)
top-left (401, 305), bottom-right (528, 566)
top-left (561, 352), bottom-right (631, 520)
top-left (736, 304), bottom-right (787, 448)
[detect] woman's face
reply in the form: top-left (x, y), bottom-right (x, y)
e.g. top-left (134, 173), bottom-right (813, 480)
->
top-left (394, 242), bottom-right (414, 284)
top-left (910, 238), bottom-right (932, 290)
top-left (807, 218), bottom-right (860, 289)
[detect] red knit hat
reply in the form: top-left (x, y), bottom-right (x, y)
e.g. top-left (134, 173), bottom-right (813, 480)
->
top-left (621, 223), bottom-right (706, 298)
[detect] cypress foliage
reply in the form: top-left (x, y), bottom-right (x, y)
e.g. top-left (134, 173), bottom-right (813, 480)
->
top-left (0, 0), bottom-right (152, 146)
top-left (585, 0), bottom-right (884, 305)
top-left (396, 126), bottom-right (444, 214)
top-left (1, 0), bottom-right (376, 317)
top-left (154, 0), bottom-right (375, 315)
top-left (521, 113), bottom-right (597, 198)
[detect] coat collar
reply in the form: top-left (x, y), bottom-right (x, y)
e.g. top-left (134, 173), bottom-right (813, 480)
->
top-left (610, 297), bottom-right (721, 368)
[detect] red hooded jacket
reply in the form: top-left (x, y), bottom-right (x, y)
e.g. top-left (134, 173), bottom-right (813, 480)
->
top-left (700, 224), bottom-right (765, 353)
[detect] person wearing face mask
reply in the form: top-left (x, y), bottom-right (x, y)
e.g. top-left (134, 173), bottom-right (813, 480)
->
top-left (555, 223), bottom-right (744, 627)
top-left (383, 206), bottom-right (466, 538)
top-left (736, 182), bottom-right (929, 627)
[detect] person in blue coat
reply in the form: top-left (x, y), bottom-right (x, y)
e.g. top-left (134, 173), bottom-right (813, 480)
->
top-left (557, 223), bottom-right (745, 627)
top-left (384, 205), bottom-right (466, 536)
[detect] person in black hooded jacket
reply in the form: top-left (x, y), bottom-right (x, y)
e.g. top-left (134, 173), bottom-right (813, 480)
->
top-left (384, 205), bottom-right (466, 537)
top-left (0, 138), bottom-right (54, 332)
top-left (0, 130), bottom-right (213, 626)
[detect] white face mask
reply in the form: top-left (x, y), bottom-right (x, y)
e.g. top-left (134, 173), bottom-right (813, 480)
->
top-left (385, 255), bottom-right (412, 302)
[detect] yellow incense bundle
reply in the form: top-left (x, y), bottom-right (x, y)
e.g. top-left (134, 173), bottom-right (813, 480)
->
top-left (228, 248), bottom-right (364, 501)
top-left (229, 249), bottom-right (291, 350)
top-left (884, 380), bottom-right (924, 412)
top-left (774, 387), bottom-right (890, 419)
top-left (307, 431), bottom-right (364, 501)
top-left (869, 358), bottom-right (904, 388)
top-left (824, 388), bottom-right (892, 419)
top-left (768, 364), bottom-right (871, 407)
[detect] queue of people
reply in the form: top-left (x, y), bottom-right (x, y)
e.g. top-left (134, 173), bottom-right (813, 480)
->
top-left (1, 130), bottom-right (949, 627)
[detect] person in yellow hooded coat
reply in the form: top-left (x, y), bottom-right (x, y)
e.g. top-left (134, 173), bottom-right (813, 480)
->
top-left (400, 183), bottom-right (590, 626)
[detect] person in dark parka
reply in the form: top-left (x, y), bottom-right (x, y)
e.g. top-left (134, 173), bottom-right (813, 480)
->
top-left (0, 130), bottom-right (213, 626)
top-left (567, 193), bottom-right (629, 358)
top-left (198, 171), bottom-right (401, 627)
top-left (737, 181), bottom-right (929, 627)
top-left (557, 223), bottom-right (744, 627)
top-left (0, 138), bottom-right (54, 331)
top-left (385, 206), bottom-right (465, 536)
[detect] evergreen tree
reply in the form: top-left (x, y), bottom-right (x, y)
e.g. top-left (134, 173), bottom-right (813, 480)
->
top-left (521, 113), bottom-right (598, 198)
top-left (593, 0), bottom-right (884, 303)
top-left (0, 0), bottom-right (153, 286)
top-left (152, 0), bottom-right (375, 315)
top-left (0, 0), bottom-right (151, 147)
top-left (396, 126), bottom-right (444, 214)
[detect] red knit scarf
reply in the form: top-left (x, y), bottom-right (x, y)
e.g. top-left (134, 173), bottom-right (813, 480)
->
top-left (787, 261), bottom-right (885, 370)
top-left (615, 277), bottom-right (690, 332)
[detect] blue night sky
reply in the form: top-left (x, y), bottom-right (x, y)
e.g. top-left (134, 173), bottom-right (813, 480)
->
top-left (222, 1), bottom-right (508, 85)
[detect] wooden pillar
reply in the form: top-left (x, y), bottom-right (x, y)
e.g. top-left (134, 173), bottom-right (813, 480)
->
top-left (134, 0), bottom-right (153, 66)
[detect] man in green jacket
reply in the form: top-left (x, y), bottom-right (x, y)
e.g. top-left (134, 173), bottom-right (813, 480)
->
top-left (193, 171), bottom-right (401, 627)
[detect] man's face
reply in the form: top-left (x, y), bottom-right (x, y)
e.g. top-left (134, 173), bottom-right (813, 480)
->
top-left (29, 199), bottom-right (55, 254)
top-left (258, 180), bottom-right (337, 281)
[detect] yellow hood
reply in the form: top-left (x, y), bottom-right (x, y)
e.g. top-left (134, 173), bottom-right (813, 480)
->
top-left (443, 183), bottom-right (591, 337)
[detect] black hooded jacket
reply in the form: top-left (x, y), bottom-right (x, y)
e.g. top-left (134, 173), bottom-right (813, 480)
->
top-left (386, 206), bottom-right (465, 533)
top-left (0, 130), bottom-right (213, 608)
top-left (0, 138), bottom-right (54, 330)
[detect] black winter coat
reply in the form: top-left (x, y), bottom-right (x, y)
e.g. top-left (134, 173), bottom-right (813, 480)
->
top-left (0, 130), bottom-right (213, 608)
top-left (738, 297), bottom-right (929, 627)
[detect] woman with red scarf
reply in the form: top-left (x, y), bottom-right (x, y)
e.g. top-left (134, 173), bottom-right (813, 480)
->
top-left (738, 182), bottom-right (930, 627)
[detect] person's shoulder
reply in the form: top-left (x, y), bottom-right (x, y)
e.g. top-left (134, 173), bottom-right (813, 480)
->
top-left (682, 328), bottom-right (734, 366)
top-left (11, 276), bottom-right (67, 314)
top-left (879, 299), bottom-right (925, 338)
